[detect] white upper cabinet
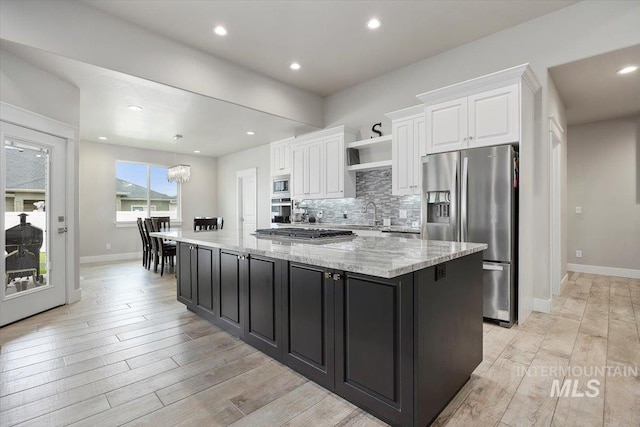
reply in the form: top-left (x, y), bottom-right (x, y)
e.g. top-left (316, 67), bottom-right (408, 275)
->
top-left (467, 84), bottom-right (519, 148)
top-left (289, 126), bottom-right (356, 200)
top-left (424, 84), bottom-right (518, 154)
top-left (270, 138), bottom-right (292, 175)
top-left (386, 105), bottom-right (425, 196)
top-left (324, 135), bottom-right (345, 198)
top-left (426, 98), bottom-right (468, 153)
top-left (418, 65), bottom-right (540, 155)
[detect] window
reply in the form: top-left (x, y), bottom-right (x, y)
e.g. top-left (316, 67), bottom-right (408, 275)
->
top-left (116, 161), bottom-right (179, 222)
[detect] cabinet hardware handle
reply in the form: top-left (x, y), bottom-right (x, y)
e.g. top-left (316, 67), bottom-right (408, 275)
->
top-left (324, 272), bottom-right (333, 279)
top-left (333, 273), bottom-right (341, 281)
top-left (463, 137), bottom-right (467, 141)
top-left (469, 136), bottom-right (474, 140)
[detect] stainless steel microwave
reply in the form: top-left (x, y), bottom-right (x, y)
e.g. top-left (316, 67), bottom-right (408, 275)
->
top-left (272, 177), bottom-right (289, 195)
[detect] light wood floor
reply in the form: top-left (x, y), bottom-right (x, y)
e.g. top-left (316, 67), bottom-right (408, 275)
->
top-left (1, 262), bottom-right (638, 427)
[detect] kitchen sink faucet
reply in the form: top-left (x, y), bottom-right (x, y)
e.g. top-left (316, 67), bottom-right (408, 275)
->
top-left (364, 202), bottom-right (379, 226)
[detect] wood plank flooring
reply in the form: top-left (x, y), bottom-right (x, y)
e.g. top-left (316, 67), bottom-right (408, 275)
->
top-left (1, 261), bottom-right (638, 426)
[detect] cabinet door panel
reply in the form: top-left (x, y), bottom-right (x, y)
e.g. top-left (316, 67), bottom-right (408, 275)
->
top-left (414, 116), bottom-right (425, 194)
top-left (307, 142), bottom-right (324, 198)
top-left (196, 247), bottom-right (214, 313)
top-left (335, 272), bottom-right (413, 426)
top-left (426, 98), bottom-right (467, 153)
top-left (324, 136), bottom-right (344, 198)
top-left (392, 119), bottom-right (414, 196)
top-left (291, 146), bottom-right (306, 199)
top-left (283, 263), bottom-right (334, 389)
top-left (218, 250), bottom-right (243, 336)
top-left (468, 84), bottom-right (519, 147)
top-left (177, 243), bottom-right (193, 306)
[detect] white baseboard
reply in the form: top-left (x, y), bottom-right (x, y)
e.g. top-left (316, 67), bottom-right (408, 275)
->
top-left (567, 263), bottom-right (640, 279)
top-left (533, 298), bottom-right (551, 313)
top-left (67, 288), bottom-right (82, 304)
top-left (560, 274), bottom-right (568, 293)
top-left (80, 252), bottom-right (140, 264)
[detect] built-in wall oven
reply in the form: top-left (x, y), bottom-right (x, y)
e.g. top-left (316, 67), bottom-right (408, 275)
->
top-left (271, 196), bottom-right (292, 223)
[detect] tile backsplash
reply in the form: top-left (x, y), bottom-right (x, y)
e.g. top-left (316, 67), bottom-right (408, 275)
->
top-left (297, 168), bottom-right (421, 226)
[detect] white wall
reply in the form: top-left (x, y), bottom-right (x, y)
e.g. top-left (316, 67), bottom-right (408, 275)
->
top-left (0, 0), bottom-right (324, 128)
top-left (216, 144), bottom-right (272, 233)
top-left (79, 141), bottom-right (217, 260)
top-left (323, 0), bottom-right (640, 302)
top-left (0, 49), bottom-right (79, 126)
top-left (567, 116), bottom-right (640, 273)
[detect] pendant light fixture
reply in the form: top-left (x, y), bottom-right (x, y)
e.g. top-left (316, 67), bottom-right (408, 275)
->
top-left (167, 134), bottom-right (191, 183)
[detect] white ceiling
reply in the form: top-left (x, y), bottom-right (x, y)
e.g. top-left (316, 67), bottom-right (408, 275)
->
top-left (550, 45), bottom-right (640, 125)
top-left (82, 0), bottom-right (576, 96)
top-left (1, 41), bottom-right (318, 157)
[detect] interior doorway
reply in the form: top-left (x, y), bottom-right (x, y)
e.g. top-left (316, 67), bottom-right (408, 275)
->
top-left (1, 121), bottom-right (67, 326)
top-left (236, 168), bottom-right (257, 236)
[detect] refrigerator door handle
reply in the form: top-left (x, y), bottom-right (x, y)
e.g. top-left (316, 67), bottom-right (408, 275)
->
top-left (483, 263), bottom-right (504, 271)
top-left (451, 158), bottom-right (459, 241)
top-left (461, 156), bottom-right (468, 242)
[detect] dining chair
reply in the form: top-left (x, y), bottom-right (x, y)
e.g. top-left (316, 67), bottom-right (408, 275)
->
top-left (142, 218), bottom-right (157, 271)
top-left (152, 216), bottom-right (171, 231)
top-left (147, 218), bottom-right (176, 276)
top-left (136, 218), bottom-right (150, 268)
top-left (194, 217), bottom-right (216, 231)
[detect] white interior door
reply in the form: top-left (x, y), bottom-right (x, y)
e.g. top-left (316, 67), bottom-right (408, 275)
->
top-left (237, 168), bottom-right (257, 235)
top-left (1, 121), bottom-right (67, 326)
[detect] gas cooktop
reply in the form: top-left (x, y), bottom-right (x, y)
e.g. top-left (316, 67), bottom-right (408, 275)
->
top-left (254, 228), bottom-right (354, 239)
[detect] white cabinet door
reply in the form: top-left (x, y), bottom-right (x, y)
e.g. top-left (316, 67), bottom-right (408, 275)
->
top-left (468, 84), bottom-right (519, 148)
top-left (270, 142), bottom-right (280, 175)
top-left (426, 97), bottom-right (467, 154)
top-left (324, 135), bottom-right (344, 198)
top-left (392, 118), bottom-right (415, 196)
top-left (413, 116), bottom-right (425, 194)
top-left (307, 141), bottom-right (324, 198)
top-left (291, 145), bottom-right (307, 199)
top-left (281, 139), bottom-right (291, 173)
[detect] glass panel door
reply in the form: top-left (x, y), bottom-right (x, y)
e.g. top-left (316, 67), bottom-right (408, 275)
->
top-left (1, 122), bottom-right (66, 326)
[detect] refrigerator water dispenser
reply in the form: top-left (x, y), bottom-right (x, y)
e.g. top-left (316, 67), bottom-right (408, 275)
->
top-left (425, 191), bottom-right (451, 224)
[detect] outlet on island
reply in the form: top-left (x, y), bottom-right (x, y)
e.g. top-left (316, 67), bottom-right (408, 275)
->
top-left (399, 210), bottom-right (407, 219)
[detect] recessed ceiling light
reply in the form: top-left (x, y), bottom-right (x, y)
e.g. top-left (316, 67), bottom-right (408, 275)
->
top-left (367, 18), bottom-right (382, 30)
top-left (213, 26), bottom-right (227, 36)
top-left (98, 136), bottom-right (108, 141)
top-left (617, 65), bottom-right (638, 75)
top-left (194, 150), bottom-right (201, 154)
top-left (36, 154), bottom-right (42, 158)
top-left (290, 62), bottom-right (301, 71)
top-left (246, 131), bottom-right (255, 135)
top-left (128, 105), bottom-right (143, 111)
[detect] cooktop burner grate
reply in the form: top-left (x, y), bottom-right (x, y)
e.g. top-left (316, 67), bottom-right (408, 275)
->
top-left (254, 228), bottom-right (354, 239)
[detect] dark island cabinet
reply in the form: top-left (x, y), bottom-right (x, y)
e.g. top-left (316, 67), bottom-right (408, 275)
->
top-left (177, 243), bottom-right (217, 321)
top-left (243, 254), bottom-right (284, 360)
top-left (176, 242), bottom-right (197, 308)
top-left (216, 249), bottom-right (244, 338)
top-left (282, 262), bottom-right (336, 390)
top-left (335, 272), bottom-right (414, 427)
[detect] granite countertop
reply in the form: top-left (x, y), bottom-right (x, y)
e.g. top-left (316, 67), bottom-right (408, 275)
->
top-left (151, 229), bottom-right (486, 278)
top-left (274, 222), bottom-right (421, 234)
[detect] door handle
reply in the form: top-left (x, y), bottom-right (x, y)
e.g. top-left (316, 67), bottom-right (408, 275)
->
top-left (461, 156), bottom-right (468, 242)
top-left (483, 263), bottom-right (504, 271)
top-left (332, 273), bottom-right (341, 281)
top-left (57, 227), bottom-right (68, 234)
top-left (324, 272), bottom-right (332, 279)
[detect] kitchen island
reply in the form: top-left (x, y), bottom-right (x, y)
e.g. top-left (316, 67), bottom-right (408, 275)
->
top-left (152, 229), bottom-right (486, 427)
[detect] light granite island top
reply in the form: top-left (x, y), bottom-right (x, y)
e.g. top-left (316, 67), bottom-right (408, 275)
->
top-left (151, 229), bottom-right (486, 279)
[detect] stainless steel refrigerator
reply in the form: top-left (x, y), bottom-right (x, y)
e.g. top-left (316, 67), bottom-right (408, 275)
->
top-left (421, 145), bottom-right (517, 327)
